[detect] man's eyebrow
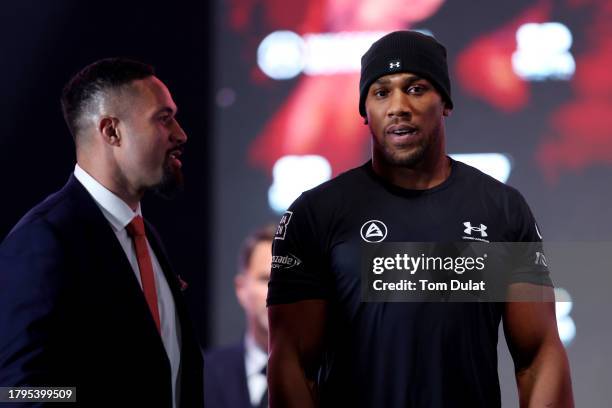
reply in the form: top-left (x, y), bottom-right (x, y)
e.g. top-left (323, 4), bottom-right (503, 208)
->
top-left (374, 74), bottom-right (423, 86)
top-left (404, 75), bottom-right (424, 84)
top-left (375, 77), bottom-right (391, 85)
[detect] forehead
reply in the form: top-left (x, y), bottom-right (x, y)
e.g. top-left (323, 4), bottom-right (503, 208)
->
top-left (128, 76), bottom-right (177, 112)
top-left (372, 71), bottom-right (431, 86)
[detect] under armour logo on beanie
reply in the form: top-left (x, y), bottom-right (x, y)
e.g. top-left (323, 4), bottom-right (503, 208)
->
top-left (359, 30), bottom-right (453, 118)
top-left (388, 60), bottom-right (401, 70)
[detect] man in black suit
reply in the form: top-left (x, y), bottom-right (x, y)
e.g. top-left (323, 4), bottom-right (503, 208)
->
top-left (205, 225), bottom-right (275, 408)
top-left (0, 58), bottom-right (203, 407)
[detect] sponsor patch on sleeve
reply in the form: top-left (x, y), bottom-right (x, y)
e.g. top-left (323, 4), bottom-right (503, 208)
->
top-left (274, 211), bottom-right (293, 240)
top-left (271, 253), bottom-right (302, 270)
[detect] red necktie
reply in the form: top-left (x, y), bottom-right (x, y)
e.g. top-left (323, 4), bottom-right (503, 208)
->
top-left (126, 215), bottom-right (161, 334)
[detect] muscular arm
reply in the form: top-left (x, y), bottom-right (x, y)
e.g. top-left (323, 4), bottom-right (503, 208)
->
top-left (268, 300), bottom-right (327, 408)
top-left (503, 283), bottom-right (574, 407)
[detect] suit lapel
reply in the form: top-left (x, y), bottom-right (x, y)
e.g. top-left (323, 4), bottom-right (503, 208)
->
top-left (65, 174), bottom-right (201, 407)
top-left (144, 217), bottom-right (204, 408)
top-left (64, 175), bottom-right (168, 347)
top-left (64, 175), bottom-right (138, 279)
top-left (144, 222), bottom-right (183, 301)
top-left (238, 342), bottom-right (253, 408)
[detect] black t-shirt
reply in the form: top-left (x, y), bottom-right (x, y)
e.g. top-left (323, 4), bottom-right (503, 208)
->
top-left (268, 159), bottom-right (552, 408)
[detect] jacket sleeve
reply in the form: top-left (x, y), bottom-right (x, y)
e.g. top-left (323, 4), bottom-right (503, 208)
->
top-left (0, 219), bottom-right (72, 391)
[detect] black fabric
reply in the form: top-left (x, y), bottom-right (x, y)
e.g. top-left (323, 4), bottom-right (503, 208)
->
top-left (359, 30), bottom-right (453, 117)
top-left (268, 159), bottom-right (551, 408)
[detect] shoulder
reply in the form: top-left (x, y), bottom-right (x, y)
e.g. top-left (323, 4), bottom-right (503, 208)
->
top-left (453, 159), bottom-right (527, 204)
top-left (453, 160), bottom-right (538, 239)
top-left (280, 166), bottom-right (367, 241)
top-left (3, 176), bottom-right (88, 244)
top-left (454, 160), bottom-right (514, 192)
top-left (0, 193), bottom-right (78, 306)
top-left (304, 164), bottom-right (369, 199)
top-left (290, 164), bottom-right (369, 217)
top-left (0, 179), bottom-right (88, 286)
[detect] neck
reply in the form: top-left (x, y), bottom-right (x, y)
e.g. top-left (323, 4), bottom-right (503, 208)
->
top-left (77, 156), bottom-right (142, 211)
top-left (372, 147), bottom-right (451, 190)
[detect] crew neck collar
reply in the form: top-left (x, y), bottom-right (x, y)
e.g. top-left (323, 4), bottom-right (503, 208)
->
top-left (362, 157), bottom-right (458, 197)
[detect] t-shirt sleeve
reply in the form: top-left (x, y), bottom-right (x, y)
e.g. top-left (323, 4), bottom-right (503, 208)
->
top-left (267, 192), bottom-right (331, 305)
top-left (507, 189), bottom-right (553, 287)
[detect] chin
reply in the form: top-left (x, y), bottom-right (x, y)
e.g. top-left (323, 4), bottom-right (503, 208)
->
top-left (152, 168), bottom-right (183, 199)
top-left (385, 147), bottom-right (426, 167)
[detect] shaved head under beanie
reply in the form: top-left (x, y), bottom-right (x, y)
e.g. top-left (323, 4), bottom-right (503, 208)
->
top-left (359, 30), bottom-right (453, 117)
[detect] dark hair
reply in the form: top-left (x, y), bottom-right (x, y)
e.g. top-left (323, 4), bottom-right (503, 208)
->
top-left (61, 57), bottom-right (155, 141)
top-left (238, 224), bottom-right (277, 273)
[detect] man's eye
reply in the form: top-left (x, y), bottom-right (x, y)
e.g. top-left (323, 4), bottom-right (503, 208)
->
top-left (408, 85), bottom-right (426, 94)
top-left (374, 89), bottom-right (388, 97)
top-left (159, 115), bottom-right (171, 123)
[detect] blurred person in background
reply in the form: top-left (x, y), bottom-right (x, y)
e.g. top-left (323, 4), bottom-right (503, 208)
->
top-left (205, 224), bottom-right (276, 408)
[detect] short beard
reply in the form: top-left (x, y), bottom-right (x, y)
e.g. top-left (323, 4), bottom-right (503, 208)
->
top-left (372, 130), bottom-right (430, 169)
top-left (153, 159), bottom-right (184, 199)
top-left (381, 141), bottom-right (428, 167)
top-left (373, 120), bottom-right (440, 168)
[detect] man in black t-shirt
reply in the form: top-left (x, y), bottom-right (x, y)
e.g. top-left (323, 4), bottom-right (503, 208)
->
top-left (266, 31), bottom-right (573, 408)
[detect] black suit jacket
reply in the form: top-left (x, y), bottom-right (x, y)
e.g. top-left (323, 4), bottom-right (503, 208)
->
top-left (0, 175), bottom-right (203, 407)
top-left (204, 342), bottom-right (253, 408)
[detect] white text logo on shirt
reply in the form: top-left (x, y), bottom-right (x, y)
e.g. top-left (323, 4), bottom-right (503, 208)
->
top-left (272, 253), bottom-right (302, 270)
top-left (275, 211), bottom-right (293, 240)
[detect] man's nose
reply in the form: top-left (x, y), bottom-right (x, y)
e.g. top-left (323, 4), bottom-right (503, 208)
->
top-left (172, 120), bottom-right (187, 144)
top-left (387, 91), bottom-right (412, 118)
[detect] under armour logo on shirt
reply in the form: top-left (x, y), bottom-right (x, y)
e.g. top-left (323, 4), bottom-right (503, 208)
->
top-left (388, 60), bottom-right (401, 70)
top-left (463, 222), bottom-right (488, 237)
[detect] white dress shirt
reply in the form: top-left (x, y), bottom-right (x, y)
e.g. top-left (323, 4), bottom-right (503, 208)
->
top-left (74, 164), bottom-right (181, 408)
top-left (244, 334), bottom-right (268, 406)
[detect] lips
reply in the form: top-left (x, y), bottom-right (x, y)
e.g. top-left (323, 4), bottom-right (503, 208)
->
top-left (385, 123), bottom-right (418, 137)
top-left (383, 123), bottom-right (420, 150)
top-left (168, 148), bottom-right (183, 168)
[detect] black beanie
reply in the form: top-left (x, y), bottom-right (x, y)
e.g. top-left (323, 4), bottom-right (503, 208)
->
top-left (359, 30), bottom-right (453, 117)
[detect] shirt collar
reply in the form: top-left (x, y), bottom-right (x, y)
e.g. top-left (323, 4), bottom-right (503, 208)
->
top-left (74, 164), bottom-right (142, 231)
top-left (244, 333), bottom-right (267, 377)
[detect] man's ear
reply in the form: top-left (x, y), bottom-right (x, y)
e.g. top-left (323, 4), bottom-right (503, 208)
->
top-left (234, 274), bottom-right (247, 308)
top-left (443, 105), bottom-right (452, 117)
top-left (99, 117), bottom-right (121, 146)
